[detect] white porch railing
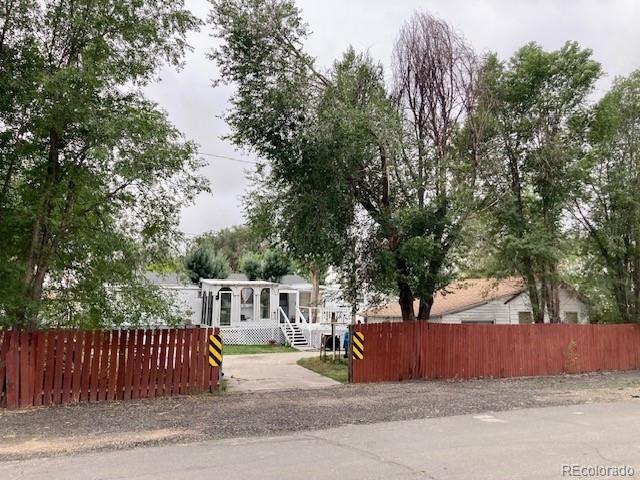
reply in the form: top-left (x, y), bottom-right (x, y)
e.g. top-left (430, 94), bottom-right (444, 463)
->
top-left (295, 307), bottom-right (311, 344)
top-left (279, 307), bottom-right (309, 346)
top-left (279, 306), bottom-right (294, 345)
top-left (298, 306), bottom-right (352, 324)
top-left (295, 307), bottom-right (310, 323)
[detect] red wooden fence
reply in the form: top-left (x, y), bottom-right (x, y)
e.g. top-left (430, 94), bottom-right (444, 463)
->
top-left (0, 327), bottom-right (220, 409)
top-left (351, 323), bottom-right (640, 383)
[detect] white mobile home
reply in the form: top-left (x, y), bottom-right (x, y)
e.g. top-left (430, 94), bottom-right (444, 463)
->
top-left (148, 273), bottom-right (351, 347)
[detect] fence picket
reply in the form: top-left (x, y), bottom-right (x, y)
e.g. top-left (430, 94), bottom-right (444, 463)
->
top-left (96, 331), bottom-right (110, 402)
top-left (149, 330), bottom-right (160, 399)
top-left (116, 330), bottom-right (128, 400)
top-left (174, 329), bottom-right (184, 395)
top-left (166, 329), bottom-right (177, 396)
top-left (32, 332), bottom-right (45, 407)
top-left (70, 332), bottom-right (83, 403)
top-left (107, 330), bottom-right (119, 401)
top-left (60, 331), bottom-right (74, 404)
top-left (158, 329), bottom-right (168, 397)
top-left (195, 329), bottom-right (204, 392)
top-left (89, 331), bottom-right (101, 402)
top-left (80, 331), bottom-right (93, 402)
top-left (131, 330), bottom-right (143, 400)
top-left (6, 332), bottom-right (19, 408)
top-left (183, 329), bottom-right (193, 394)
top-left (0, 332), bottom-right (8, 407)
top-left (52, 331), bottom-right (66, 405)
top-left (140, 329), bottom-right (151, 399)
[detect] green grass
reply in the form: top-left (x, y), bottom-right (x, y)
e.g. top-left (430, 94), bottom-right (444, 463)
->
top-left (223, 343), bottom-right (298, 355)
top-left (297, 356), bottom-right (349, 383)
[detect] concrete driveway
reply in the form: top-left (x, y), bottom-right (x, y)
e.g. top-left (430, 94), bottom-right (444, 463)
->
top-left (222, 351), bottom-right (340, 393)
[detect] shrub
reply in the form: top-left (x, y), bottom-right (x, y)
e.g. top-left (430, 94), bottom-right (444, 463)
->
top-left (184, 245), bottom-right (230, 282)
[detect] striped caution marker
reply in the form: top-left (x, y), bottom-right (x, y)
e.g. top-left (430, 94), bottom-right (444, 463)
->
top-left (209, 334), bottom-right (223, 367)
top-left (352, 331), bottom-right (364, 360)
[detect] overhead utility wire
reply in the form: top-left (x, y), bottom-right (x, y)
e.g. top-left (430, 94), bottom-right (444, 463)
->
top-left (199, 152), bottom-right (260, 165)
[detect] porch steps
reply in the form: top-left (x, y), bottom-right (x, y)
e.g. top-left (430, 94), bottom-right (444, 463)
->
top-left (283, 323), bottom-right (309, 347)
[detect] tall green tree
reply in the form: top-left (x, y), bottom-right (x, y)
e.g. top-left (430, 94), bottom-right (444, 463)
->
top-left (192, 226), bottom-right (260, 271)
top-left (305, 15), bottom-right (486, 321)
top-left (184, 245), bottom-right (230, 282)
top-left (239, 252), bottom-right (262, 280)
top-left (211, 2), bottom-right (487, 321)
top-left (480, 42), bottom-right (600, 323)
top-left (381, 13), bottom-right (485, 320)
top-left (260, 249), bottom-right (292, 282)
top-left (0, 0), bottom-right (206, 328)
top-left (573, 70), bottom-right (640, 323)
top-left (211, 0), bottom-right (349, 319)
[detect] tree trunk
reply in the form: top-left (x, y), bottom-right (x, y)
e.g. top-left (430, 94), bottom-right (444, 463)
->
top-left (611, 267), bottom-right (632, 323)
top-left (16, 128), bottom-right (61, 328)
top-left (523, 266), bottom-right (544, 324)
top-left (416, 297), bottom-right (433, 321)
top-left (398, 281), bottom-right (416, 321)
top-left (543, 271), bottom-right (561, 324)
top-left (310, 266), bottom-right (320, 323)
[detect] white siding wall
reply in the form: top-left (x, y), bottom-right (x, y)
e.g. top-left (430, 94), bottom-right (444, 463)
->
top-left (166, 287), bottom-right (202, 325)
top-left (506, 289), bottom-right (589, 324)
top-left (434, 299), bottom-right (512, 324)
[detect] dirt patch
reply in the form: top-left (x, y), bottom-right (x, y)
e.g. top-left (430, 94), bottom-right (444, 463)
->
top-left (0, 429), bottom-right (191, 458)
top-left (1, 370), bottom-right (639, 462)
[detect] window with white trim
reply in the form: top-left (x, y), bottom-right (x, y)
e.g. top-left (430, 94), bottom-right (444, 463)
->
top-left (260, 288), bottom-right (270, 320)
top-left (240, 287), bottom-right (254, 322)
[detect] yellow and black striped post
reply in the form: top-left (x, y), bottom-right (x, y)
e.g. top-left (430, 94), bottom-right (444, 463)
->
top-left (352, 331), bottom-right (364, 360)
top-left (209, 334), bottom-right (223, 367)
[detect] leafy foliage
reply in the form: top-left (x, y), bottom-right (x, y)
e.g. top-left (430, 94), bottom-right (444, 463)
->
top-left (192, 226), bottom-right (260, 271)
top-left (240, 252), bottom-right (263, 281)
top-left (573, 70), bottom-right (640, 323)
top-left (211, 4), bottom-right (486, 320)
top-left (211, 1), bottom-right (639, 325)
top-left (260, 249), bottom-right (292, 282)
top-left (184, 246), bottom-right (230, 283)
top-left (0, 0), bottom-right (206, 328)
top-left (479, 42), bottom-right (601, 322)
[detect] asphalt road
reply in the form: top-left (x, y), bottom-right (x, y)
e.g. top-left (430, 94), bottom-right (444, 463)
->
top-left (2, 400), bottom-right (639, 480)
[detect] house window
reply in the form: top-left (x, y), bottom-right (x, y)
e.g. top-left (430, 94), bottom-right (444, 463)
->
top-left (260, 288), bottom-right (270, 320)
top-left (564, 311), bottom-right (578, 324)
top-left (240, 287), bottom-right (254, 322)
top-left (219, 288), bottom-right (232, 326)
top-left (201, 292), bottom-right (207, 324)
top-left (518, 312), bottom-right (533, 324)
top-left (207, 292), bottom-right (214, 325)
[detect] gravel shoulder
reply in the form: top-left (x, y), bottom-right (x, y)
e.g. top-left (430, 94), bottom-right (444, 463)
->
top-left (1, 370), bottom-right (639, 462)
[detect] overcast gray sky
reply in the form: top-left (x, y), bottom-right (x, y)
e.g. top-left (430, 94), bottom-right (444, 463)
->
top-left (143, 0), bottom-right (640, 238)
